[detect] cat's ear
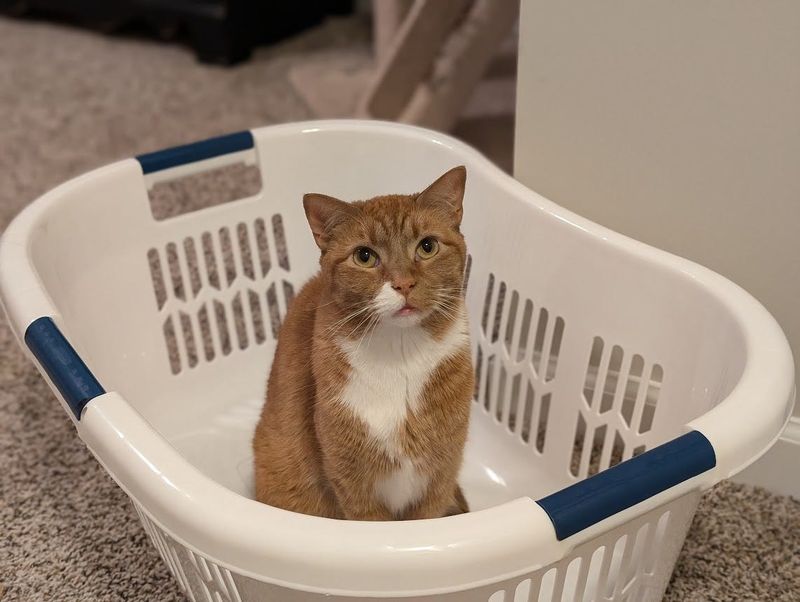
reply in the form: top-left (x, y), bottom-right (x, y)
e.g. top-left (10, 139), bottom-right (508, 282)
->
top-left (416, 166), bottom-right (466, 226)
top-left (303, 193), bottom-right (356, 250)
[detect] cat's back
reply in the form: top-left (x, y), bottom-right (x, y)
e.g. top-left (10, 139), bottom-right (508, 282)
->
top-left (253, 273), bottom-right (332, 508)
top-left (277, 274), bottom-right (322, 353)
top-left (256, 274), bottom-right (322, 435)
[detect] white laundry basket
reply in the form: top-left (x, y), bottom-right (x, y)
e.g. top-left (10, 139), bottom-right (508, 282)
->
top-left (0, 120), bottom-right (794, 602)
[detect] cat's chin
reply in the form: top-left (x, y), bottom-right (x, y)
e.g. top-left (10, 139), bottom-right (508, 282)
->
top-left (381, 310), bottom-right (427, 329)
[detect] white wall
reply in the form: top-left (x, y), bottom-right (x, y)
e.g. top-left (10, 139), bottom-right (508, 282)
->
top-left (514, 0), bottom-right (800, 416)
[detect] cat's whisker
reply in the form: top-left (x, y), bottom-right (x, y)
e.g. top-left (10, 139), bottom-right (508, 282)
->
top-left (352, 311), bottom-right (381, 355)
top-left (324, 304), bottom-right (372, 336)
top-left (433, 294), bottom-right (464, 322)
top-left (435, 292), bottom-right (463, 308)
top-left (346, 307), bottom-right (379, 342)
top-left (365, 313), bottom-right (381, 348)
top-left (314, 299), bottom-right (338, 310)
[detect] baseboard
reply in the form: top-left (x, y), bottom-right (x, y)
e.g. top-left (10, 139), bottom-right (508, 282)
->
top-left (733, 416), bottom-right (800, 499)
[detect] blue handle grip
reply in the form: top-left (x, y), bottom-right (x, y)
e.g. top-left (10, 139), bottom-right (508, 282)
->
top-left (136, 130), bottom-right (254, 174)
top-left (25, 317), bottom-right (105, 420)
top-left (536, 430), bottom-right (716, 540)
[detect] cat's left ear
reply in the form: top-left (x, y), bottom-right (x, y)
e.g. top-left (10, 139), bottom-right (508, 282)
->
top-left (303, 193), bottom-right (357, 251)
top-left (416, 166), bottom-right (466, 226)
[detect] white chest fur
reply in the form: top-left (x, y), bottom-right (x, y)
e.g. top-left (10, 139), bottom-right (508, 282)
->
top-left (337, 312), bottom-right (469, 513)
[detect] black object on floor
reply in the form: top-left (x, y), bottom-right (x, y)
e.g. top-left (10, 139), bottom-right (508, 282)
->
top-left (0, 0), bottom-right (355, 64)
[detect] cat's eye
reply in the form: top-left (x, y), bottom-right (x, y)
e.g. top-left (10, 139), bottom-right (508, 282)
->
top-left (353, 247), bottom-right (379, 268)
top-left (416, 237), bottom-right (439, 259)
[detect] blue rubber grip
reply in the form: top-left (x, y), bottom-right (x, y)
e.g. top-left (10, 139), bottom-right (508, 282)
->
top-left (136, 130), bottom-right (254, 174)
top-left (25, 317), bottom-right (105, 420)
top-left (536, 430), bottom-right (716, 540)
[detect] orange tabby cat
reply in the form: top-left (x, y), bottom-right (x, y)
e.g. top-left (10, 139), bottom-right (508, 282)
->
top-left (253, 166), bottom-right (473, 520)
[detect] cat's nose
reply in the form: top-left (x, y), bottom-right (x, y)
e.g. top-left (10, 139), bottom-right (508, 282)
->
top-left (391, 277), bottom-right (416, 296)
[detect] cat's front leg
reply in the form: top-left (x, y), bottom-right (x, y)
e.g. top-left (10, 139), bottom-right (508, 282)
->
top-left (342, 500), bottom-right (395, 522)
top-left (326, 475), bottom-right (395, 521)
top-left (444, 485), bottom-right (470, 516)
top-left (402, 474), bottom-right (465, 520)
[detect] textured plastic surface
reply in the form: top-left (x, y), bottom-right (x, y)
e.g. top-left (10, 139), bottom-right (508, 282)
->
top-left (24, 317), bottom-right (105, 420)
top-left (0, 120), bottom-right (793, 601)
top-left (136, 131), bottom-right (254, 174)
top-left (536, 430), bottom-right (716, 540)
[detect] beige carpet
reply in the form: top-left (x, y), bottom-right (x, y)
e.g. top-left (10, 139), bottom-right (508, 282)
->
top-left (0, 15), bottom-right (798, 602)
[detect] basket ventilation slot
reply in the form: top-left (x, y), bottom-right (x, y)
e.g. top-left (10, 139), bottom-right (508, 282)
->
top-left (492, 509), bottom-right (671, 601)
top-left (570, 336), bottom-right (664, 478)
top-left (148, 215), bottom-right (293, 374)
top-left (135, 505), bottom-right (243, 602)
top-left (475, 273), bottom-right (565, 454)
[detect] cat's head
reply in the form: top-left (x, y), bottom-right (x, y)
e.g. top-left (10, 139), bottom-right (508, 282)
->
top-left (303, 166), bottom-right (468, 333)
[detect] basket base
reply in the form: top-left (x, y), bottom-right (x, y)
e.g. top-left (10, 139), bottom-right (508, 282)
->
top-left (165, 397), bottom-right (564, 510)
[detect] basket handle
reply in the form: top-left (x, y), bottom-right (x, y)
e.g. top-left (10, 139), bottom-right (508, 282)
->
top-left (535, 430), bottom-right (716, 540)
top-left (135, 130), bottom-right (255, 175)
top-left (25, 317), bottom-right (105, 420)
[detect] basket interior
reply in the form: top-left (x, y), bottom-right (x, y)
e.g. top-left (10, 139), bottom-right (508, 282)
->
top-left (26, 126), bottom-right (749, 511)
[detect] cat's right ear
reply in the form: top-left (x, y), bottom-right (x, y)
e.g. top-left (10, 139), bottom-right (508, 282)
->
top-left (303, 193), bottom-right (355, 250)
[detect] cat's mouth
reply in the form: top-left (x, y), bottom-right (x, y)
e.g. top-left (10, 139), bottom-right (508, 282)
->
top-left (394, 303), bottom-right (418, 317)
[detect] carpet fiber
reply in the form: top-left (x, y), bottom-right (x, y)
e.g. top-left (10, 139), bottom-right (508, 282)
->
top-left (0, 15), bottom-right (798, 602)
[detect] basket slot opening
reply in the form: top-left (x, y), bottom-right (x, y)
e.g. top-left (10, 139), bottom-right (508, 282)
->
top-left (213, 300), bottom-right (233, 356)
top-left (147, 248), bottom-right (168, 309)
top-left (483, 353), bottom-right (497, 412)
top-left (237, 223), bottom-right (256, 280)
top-left (473, 345), bottom-right (483, 403)
top-left (200, 232), bottom-right (222, 290)
top-left (507, 373), bottom-right (522, 433)
top-left (517, 299), bottom-right (534, 360)
top-left (513, 578), bottom-right (531, 602)
top-left (520, 382), bottom-right (535, 444)
top-left (645, 511), bottom-right (672, 574)
top-left (495, 363), bottom-right (508, 423)
top-left (198, 304), bottom-right (215, 361)
top-left (179, 312), bottom-right (199, 368)
top-left (266, 282), bottom-right (282, 339)
top-left (492, 282), bottom-right (507, 343)
top-left (481, 273), bottom-right (496, 335)
top-left (569, 413), bottom-right (587, 477)
top-left (639, 364), bottom-right (663, 434)
top-left (248, 290), bottom-right (267, 345)
top-left (183, 238), bottom-right (202, 297)
top-left (587, 424), bottom-right (608, 477)
top-left (537, 393), bottom-right (551, 453)
top-left (219, 227), bottom-right (236, 286)
top-left (504, 290), bottom-right (520, 355)
top-left (254, 218), bottom-right (272, 277)
top-left (618, 523), bottom-right (652, 598)
top-left (147, 162), bottom-right (262, 222)
top-left (620, 354), bottom-right (645, 426)
top-left (163, 316), bottom-right (181, 375)
top-left (537, 568), bottom-right (558, 602)
top-left (166, 243), bottom-right (186, 301)
top-left (272, 215), bottom-right (291, 271)
top-left (605, 534), bottom-right (629, 599)
top-left (582, 546), bottom-right (607, 602)
top-left (232, 293), bottom-right (249, 350)
top-left (599, 345), bottom-right (624, 413)
top-left (559, 557), bottom-right (583, 602)
top-left (462, 253), bottom-right (473, 295)
top-left (282, 281), bottom-right (295, 309)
